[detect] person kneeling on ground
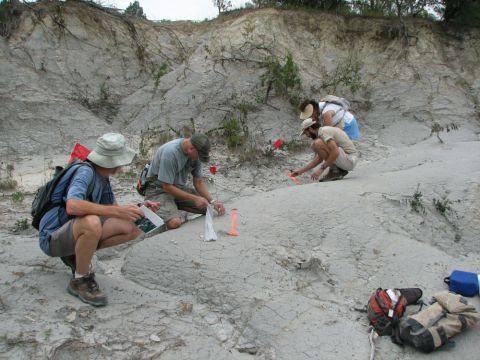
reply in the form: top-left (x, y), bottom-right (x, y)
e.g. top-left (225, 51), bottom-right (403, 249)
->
top-left (144, 133), bottom-right (225, 230)
top-left (38, 133), bottom-right (160, 307)
top-left (299, 99), bottom-right (360, 140)
top-left (292, 119), bottom-right (358, 182)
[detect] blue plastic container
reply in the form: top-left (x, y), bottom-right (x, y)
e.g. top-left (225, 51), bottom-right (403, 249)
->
top-left (444, 270), bottom-right (479, 297)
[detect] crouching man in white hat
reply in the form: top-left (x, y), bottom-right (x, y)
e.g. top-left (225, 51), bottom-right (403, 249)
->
top-left (291, 119), bottom-right (358, 182)
top-left (38, 133), bottom-right (159, 307)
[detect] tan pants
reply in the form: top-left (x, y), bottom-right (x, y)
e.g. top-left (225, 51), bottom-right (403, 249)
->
top-left (144, 185), bottom-right (205, 223)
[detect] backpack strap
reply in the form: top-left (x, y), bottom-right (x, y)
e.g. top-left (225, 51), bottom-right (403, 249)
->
top-left (320, 102), bottom-right (346, 127)
top-left (59, 161), bottom-right (96, 208)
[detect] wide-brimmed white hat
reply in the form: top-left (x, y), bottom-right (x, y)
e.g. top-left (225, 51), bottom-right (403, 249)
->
top-left (299, 118), bottom-right (316, 136)
top-left (87, 133), bottom-right (136, 168)
top-left (299, 104), bottom-right (314, 120)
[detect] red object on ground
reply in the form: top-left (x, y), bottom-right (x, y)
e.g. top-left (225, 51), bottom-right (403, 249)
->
top-left (68, 143), bottom-right (91, 163)
top-left (273, 138), bottom-right (283, 149)
top-left (287, 171), bottom-right (301, 185)
top-left (209, 166), bottom-right (217, 175)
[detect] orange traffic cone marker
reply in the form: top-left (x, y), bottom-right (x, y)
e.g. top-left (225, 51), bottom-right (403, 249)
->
top-left (228, 208), bottom-right (239, 236)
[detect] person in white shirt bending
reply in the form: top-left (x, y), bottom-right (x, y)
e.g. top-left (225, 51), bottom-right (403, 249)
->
top-left (299, 98), bottom-right (360, 140)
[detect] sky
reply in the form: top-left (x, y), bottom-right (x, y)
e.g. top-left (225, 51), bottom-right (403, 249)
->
top-left (105, 0), bottom-right (249, 21)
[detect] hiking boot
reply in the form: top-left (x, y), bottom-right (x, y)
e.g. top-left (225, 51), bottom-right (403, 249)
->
top-left (67, 272), bottom-right (108, 307)
top-left (319, 167), bottom-right (349, 182)
top-left (60, 255), bottom-right (76, 276)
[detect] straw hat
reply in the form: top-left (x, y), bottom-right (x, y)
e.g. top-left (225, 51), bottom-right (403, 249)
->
top-left (299, 104), bottom-right (314, 120)
top-left (299, 118), bottom-right (316, 136)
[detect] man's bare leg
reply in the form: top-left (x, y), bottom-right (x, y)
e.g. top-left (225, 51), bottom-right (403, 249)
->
top-left (98, 218), bottom-right (141, 249)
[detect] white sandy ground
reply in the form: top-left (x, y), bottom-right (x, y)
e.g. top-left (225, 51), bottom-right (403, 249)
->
top-left (0, 129), bottom-right (479, 359)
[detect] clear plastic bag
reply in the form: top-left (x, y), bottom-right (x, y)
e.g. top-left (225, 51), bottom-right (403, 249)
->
top-left (204, 204), bottom-right (217, 241)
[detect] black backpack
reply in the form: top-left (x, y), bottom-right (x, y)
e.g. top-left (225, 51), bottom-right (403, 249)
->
top-left (136, 163), bottom-right (150, 196)
top-left (31, 160), bottom-right (95, 230)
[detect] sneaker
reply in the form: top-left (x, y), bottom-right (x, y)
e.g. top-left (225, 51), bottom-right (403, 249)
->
top-left (60, 255), bottom-right (76, 276)
top-left (67, 272), bottom-right (108, 307)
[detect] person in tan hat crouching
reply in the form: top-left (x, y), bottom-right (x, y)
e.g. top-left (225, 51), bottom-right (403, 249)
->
top-left (144, 133), bottom-right (225, 230)
top-left (38, 133), bottom-right (159, 307)
top-left (299, 99), bottom-right (360, 140)
top-left (291, 119), bottom-right (358, 182)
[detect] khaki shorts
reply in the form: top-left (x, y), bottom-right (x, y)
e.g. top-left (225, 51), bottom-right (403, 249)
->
top-left (49, 219), bottom-right (76, 257)
top-left (145, 185), bottom-right (206, 223)
top-left (334, 147), bottom-right (358, 171)
top-left (49, 217), bottom-right (106, 257)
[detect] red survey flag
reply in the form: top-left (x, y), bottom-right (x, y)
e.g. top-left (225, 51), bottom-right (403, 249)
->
top-left (209, 166), bottom-right (217, 175)
top-left (68, 143), bottom-right (91, 163)
top-left (273, 138), bottom-right (283, 149)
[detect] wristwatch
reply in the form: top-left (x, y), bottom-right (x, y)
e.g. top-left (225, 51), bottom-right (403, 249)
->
top-left (209, 199), bottom-right (216, 204)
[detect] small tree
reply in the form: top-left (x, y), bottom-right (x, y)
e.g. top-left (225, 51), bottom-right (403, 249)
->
top-left (213, 0), bottom-right (232, 14)
top-left (261, 52), bottom-right (301, 102)
top-left (444, 0), bottom-right (480, 25)
top-left (124, 0), bottom-right (146, 19)
top-left (0, 0), bottom-right (22, 38)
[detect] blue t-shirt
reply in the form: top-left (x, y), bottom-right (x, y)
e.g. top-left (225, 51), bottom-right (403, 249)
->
top-left (38, 163), bottom-right (115, 256)
top-left (147, 138), bottom-right (202, 191)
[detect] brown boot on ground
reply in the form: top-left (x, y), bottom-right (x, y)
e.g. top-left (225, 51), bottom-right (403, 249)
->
top-left (319, 166), bottom-right (349, 182)
top-left (67, 272), bottom-right (108, 307)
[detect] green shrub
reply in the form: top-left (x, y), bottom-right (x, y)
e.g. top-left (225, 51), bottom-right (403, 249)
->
top-left (0, 0), bottom-right (22, 38)
top-left (11, 191), bottom-right (24, 203)
top-left (409, 185), bottom-right (425, 214)
top-left (323, 57), bottom-right (363, 94)
top-left (124, 1), bottom-right (147, 19)
top-left (223, 117), bottom-right (246, 149)
top-left (99, 82), bottom-right (110, 102)
top-left (431, 122), bottom-right (459, 143)
top-left (433, 196), bottom-right (452, 215)
top-left (261, 52), bottom-right (301, 100)
top-left (152, 62), bottom-right (170, 87)
top-left (12, 218), bottom-right (29, 233)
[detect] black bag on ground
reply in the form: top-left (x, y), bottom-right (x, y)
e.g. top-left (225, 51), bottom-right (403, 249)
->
top-left (31, 160), bottom-right (94, 230)
top-left (398, 291), bottom-right (480, 353)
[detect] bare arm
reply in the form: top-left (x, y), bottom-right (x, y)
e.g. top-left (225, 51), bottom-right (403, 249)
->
top-left (193, 177), bottom-right (213, 202)
top-left (66, 199), bottom-right (143, 222)
top-left (322, 110), bottom-right (335, 126)
top-left (292, 153), bottom-right (323, 176)
top-left (193, 177), bottom-right (226, 215)
top-left (162, 182), bottom-right (204, 204)
top-left (323, 139), bottom-right (340, 168)
top-left (310, 139), bottom-right (340, 180)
